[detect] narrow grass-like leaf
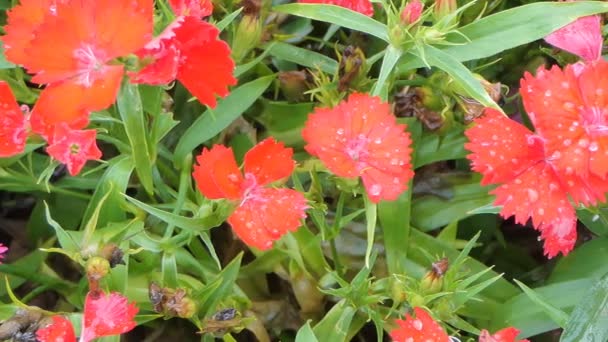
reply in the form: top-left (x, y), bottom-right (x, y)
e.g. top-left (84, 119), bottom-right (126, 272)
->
top-left (295, 321), bottom-right (319, 342)
top-left (44, 202), bottom-right (80, 252)
top-left (273, 3), bottom-right (389, 42)
top-left (174, 75), bottom-right (274, 165)
top-left (514, 279), bottom-right (568, 328)
top-left (378, 189), bottom-right (412, 276)
top-left (268, 42), bottom-right (338, 74)
top-left (363, 196), bottom-right (377, 269)
top-left (216, 7), bottom-right (242, 32)
top-left (561, 273), bottom-right (608, 342)
top-left (313, 299), bottom-right (356, 341)
top-left (198, 253), bottom-right (243, 318)
top-left (117, 81), bottom-right (154, 194)
top-left (371, 45), bottom-right (402, 99)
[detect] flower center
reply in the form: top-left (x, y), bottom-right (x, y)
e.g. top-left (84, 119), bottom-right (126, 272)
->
top-left (73, 44), bottom-right (109, 86)
top-left (582, 106), bottom-right (608, 136)
top-left (345, 134), bottom-right (369, 161)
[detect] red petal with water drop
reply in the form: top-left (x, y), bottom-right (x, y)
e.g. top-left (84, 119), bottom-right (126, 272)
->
top-left (243, 138), bottom-right (295, 186)
top-left (298, 0), bottom-right (374, 16)
top-left (545, 15), bottom-right (603, 62)
top-left (36, 316), bottom-right (76, 342)
top-left (169, 0), bottom-right (213, 17)
top-left (0, 82), bottom-right (28, 157)
top-left (173, 17), bottom-right (236, 108)
top-left (129, 33), bottom-right (180, 85)
top-left (193, 145), bottom-right (244, 200)
top-left (303, 93), bottom-right (413, 203)
top-left (479, 327), bottom-right (529, 342)
top-left (80, 291), bottom-right (138, 342)
top-left (228, 188), bottom-right (308, 250)
top-left (389, 307), bottom-right (450, 342)
top-left (46, 125), bottom-right (102, 176)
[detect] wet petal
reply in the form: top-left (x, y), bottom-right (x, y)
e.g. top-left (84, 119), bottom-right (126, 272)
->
top-left (298, 0), bottom-right (374, 16)
top-left (169, 0), bottom-right (213, 17)
top-left (478, 327), bottom-right (529, 342)
top-left (0, 81), bottom-right (28, 157)
top-left (389, 307), bottom-right (450, 342)
top-left (545, 15), bottom-right (603, 62)
top-left (81, 291), bottom-right (139, 342)
top-left (36, 316), bottom-right (77, 342)
top-left (46, 125), bottom-right (102, 176)
top-left (193, 145), bottom-right (244, 200)
top-left (243, 138), bottom-right (295, 186)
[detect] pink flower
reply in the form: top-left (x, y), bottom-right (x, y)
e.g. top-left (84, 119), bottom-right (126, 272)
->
top-left (0, 81), bottom-right (28, 157)
top-left (46, 125), bottom-right (102, 176)
top-left (545, 14), bottom-right (603, 62)
top-left (401, 0), bottom-right (424, 25)
top-left (479, 327), bottom-right (529, 342)
top-left (298, 0), bottom-right (374, 17)
top-left (0, 243), bottom-right (8, 263)
top-left (390, 307), bottom-right (450, 342)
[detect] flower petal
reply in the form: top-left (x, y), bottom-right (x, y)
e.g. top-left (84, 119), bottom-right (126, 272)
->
top-left (545, 15), bottom-right (603, 62)
top-left (298, 0), bottom-right (374, 16)
top-left (36, 316), bottom-right (77, 342)
top-left (81, 291), bottom-right (139, 342)
top-left (244, 138), bottom-right (295, 186)
top-left (389, 307), bottom-right (450, 342)
top-left (479, 327), bottom-right (529, 342)
top-left (0, 82), bottom-right (28, 157)
top-left (46, 125), bottom-right (102, 176)
top-left (169, 0), bottom-right (213, 17)
top-left (193, 145), bottom-right (244, 200)
top-left (228, 188), bottom-right (308, 250)
top-left (173, 17), bottom-right (236, 108)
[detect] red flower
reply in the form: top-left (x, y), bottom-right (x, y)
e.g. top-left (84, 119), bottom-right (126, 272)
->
top-left (192, 138), bottom-right (308, 250)
top-left (479, 327), bottom-right (529, 342)
top-left (2, 0), bottom-right (154, 137)
top-left (545, 14), bottom-right (603, 62)
top-left (464, 108), bottom-right (598, 257)
top-left (46, 125), bottom-right (102, 176)
top-left (0, 81), bottom-right (28, 157)
top-left (298, 0), bottom-right (374, 17)
top-left (401, 0), bottom-right (424, 25)
top-left (130, 16), bottom-right (236, 108)
top-left (0, 243), bottom-right (8, 264)
top-left (389, 307), bottom-right (450, 342)
top-left (169, 0), bottom-right (213, 17)
top-left (302, 93), bottom-right (414, 203)
top-left (520, 60), bottom-right (608, 183)
top-left (36, 291), bottom-right (138, 342)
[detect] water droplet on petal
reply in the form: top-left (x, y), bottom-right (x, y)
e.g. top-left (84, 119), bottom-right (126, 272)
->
top-left (412, 319), bottom-right (423, 331)
top-left (527, 188), bottom-right (539, 202)
top-left (369, 184), bottom-right (382, 196)
top-left (589, 142), bottom-right (599, 152)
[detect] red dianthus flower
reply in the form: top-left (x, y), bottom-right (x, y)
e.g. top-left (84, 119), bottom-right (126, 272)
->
top-left (0, 81), bottom-right (28, 157)
top-left (479, 327), bottom-right (529, 342)
top-left (192, 138), bottom-right (308, 250)
top-left (389, 307), bottom-right (450, 342)
top-left (545, 14), bottom-right (603, 62)
top-left (46, 124), bottom-right (102, 176)
top-left (302, 93), bottom-right (414, 203)
top-left (298, 0), bottom-right (374, 17)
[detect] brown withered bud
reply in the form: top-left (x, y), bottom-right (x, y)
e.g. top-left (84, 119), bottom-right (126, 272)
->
top-left (393, 87), bottom-right (444, 130)
top-left (100, 244), bottom-right (125, 268)
top-left (431, 257), bottom-right (449, 277)
top-left (419, 257), bottom-right (449, 295)
top-left (338, 46), bottom-right (365, 92)
top-left (457, 80), bottom-right (502, 124)
top-left (0, 308), bottom-right (45, 341)
top-left (213, 308), bottom-right (237, 321)
top-left (148, 282), bottom-right (166, 313)
top-left (198, 309), bottom-right (242, 335)
top-left (278, 70), bottom-right (311, 102)
top-left (240, 0), bottom-right (262, 17)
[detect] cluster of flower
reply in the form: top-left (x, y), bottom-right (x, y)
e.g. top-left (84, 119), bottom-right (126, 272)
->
top-left (0, 0), bottom-right (236, 175)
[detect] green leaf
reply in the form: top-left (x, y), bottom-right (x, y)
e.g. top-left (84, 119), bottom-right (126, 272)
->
top-left (398, 1), bottom-right (608, 70)
top-left (44, 202), bottom-right (80, 253)
top-left (514, 279), bottom-right (569, 328)
top-left (198, 253), bottom-right (243, 318)
top-left (174, 75), bottom-right (275, 165)
top-left (378, 189), bottom-right (411, 276)
top-left (216, 7), bottom-right (243, 32)
top-left (162, 253), bottom-right (179, 288)
top-left (273, 3), bottom-right (389, 42)
top-left (268, 42), bottom-right (338, 74)
top-left (0, 42), bottom-right (15, 69)
top-left (561, 273), bottom-right (608, 342)
top-left (313, 299), bottom-right (356, 342)
top-left (548, 237), bottom-right (608, 284)
top-left (295, 321), bottom-right (319, 342)
top-left (371, 45), bottom-right (402, 99)
top-left (117, 81), bottom-right (154, 194)
top-left (363, 197), bottom-right (377, 269)
top-left (414, 45), bottom-right (499, 109)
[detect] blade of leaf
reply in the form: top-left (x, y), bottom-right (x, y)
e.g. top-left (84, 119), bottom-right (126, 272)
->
top-left (268, 42), bottom-right (338, 73)
top-left (295, 321), bottom-right (319, 342)
top-left (371, 45), bottom-right (402, 99)
top-left (273, 3), bottom-right (389, 42)
top-left (560, 273), bottom-right (608, 342)
top-left (514, 279), bottom-right (568, 328)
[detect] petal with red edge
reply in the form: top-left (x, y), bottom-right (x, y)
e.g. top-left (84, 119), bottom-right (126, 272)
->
top-left (169, 0), bottom-right (213, 17)
top-left (80, 291), bottom-right (139, 342)
top-left (558, 171), bottom-right (608, 206)
top-left (129, 37), bottom-right (180, 85)
top-left (23, 0), bottom-right (152, 83)
top-left (46, 125), bottom-right (102, 176)
top-left (479, 327), bottom-right (529, 342)
top-left (298, 0), bottom-right (374, 16)
top-left (544, 15), bottom-right (603, 62)
top-left (465, 108), bottom-right (544, 185)
top-left (173, 18), bottom-right (236, 108)
top-left (30, 83), bottom-right (89, 139)
top-left (228, 188), bottom-right (308, 250)
top-left (243, 138), bottom-right (295, 186)
top-left (0, 82), bottom-right (28, 157)
top-left (493, 163), bottom-right (576, 257)
top-left (36, 316), bottom-right (76, 342)
top-left (193, 145), bottom-right (244, 200)
top-left (389, 307), bottom-right (450, 342)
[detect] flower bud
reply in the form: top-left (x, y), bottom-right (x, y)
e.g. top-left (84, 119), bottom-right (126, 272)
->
top-left (232, 15), bottom-right (263, 62)
top-left (86, 257), bottom-right (110, 291)
top-left (338, 46), bottom-right (366, 92)
top-left (278, 71), bottom-right (310, 102)
top-left (401, 0), bottom-right (424, 25)
top-left (434, 0), bottom-right (457, 21)
top-left (419, 258), bottom-right (448, 295)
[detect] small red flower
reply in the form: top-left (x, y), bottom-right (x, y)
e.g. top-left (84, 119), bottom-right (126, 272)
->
top-left (169, 0), bottom-right (213, 17)
top-left (464, 108), bottom-right (591, 257)
top-left (192, 138), bottom-right (308, 250)
top-left (36, 291), bottom-right (138, 342)
top-left (2, 0), bottom-right (154, 137)
top-left (302, 93), bottom-right (414, 203)
top-left (46, 125), bottom-right (102, 176)
top-left (0, 243), bottom-right (8, 263)
top-left (298, 0), bottom-right (374, 17)
top-left (131, 16), bottom-right (236, 108)
top-left (545, 14), bottom-right (603, 62)
top-left (479, 327), bottom-right (529, 342)
top-left (401, 0), bottom-right (424, 25)
top-left (520, 60), bottom-right (608, 182)
top-left (0, 82), bottom-right (28, 157)
top-left (389, 307), bottom-right (450, 342)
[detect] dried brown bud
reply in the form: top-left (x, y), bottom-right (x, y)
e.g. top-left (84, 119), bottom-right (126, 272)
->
top-left (278, 71), bottom-right (311, 102)
top-left (338, 46), bottom-right (365, 92)
top-left (393, 87), bottom-right (444, 130)
top-left (100, 244), bottom-right (125, 268)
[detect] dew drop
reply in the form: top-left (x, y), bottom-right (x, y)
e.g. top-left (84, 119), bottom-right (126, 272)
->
top-left (563, 139), bottom-right (572, 146)
top-left (527, 188), bottom-right (539, 202)
top-left (369, 184), bottom-right (382, 196)
top-left (589, 142), bottom-right (599, 152)
top-left (412, 319), bottom-right (423, 331)
top-left (578, 138), bottom-right (589, 148)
